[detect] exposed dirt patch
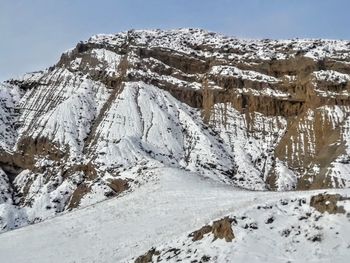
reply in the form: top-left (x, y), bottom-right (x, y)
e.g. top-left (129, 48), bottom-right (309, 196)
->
top-left (107, 178), bottom-right (130, 194)
top-left (62, 163), bottom-right (97, 180)
top-left (190, 225), bottom-right (212, 241)
top-left (310, 193), bottom-right (349, 214)
top-left (134, 247), bottom-right (160, 263)
top-left (189, 217), bottom-right (235, 242)
top-left (212, 217), bottom-right (235, 242)
top-left (15, 136), bottom-right (66, 169)
top-left (67, 184), bottom-right (91, 210)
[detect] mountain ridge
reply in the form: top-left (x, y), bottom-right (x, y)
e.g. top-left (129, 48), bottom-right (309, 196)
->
top-left (1, 28), bottom-right (350, 233)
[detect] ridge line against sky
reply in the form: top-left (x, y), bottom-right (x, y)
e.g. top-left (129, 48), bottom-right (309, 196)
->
top-left (1, 0), bottom-right (349, 81)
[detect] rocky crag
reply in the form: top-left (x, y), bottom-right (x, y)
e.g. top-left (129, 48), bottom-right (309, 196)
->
top-left (1, 29), bottom-right (350, 231)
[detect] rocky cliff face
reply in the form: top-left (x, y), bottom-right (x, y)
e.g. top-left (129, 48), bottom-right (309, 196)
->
top-left (1, 29), bottom-right (350, 231)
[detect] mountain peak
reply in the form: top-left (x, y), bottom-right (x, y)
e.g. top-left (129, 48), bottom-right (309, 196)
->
top-left (0, 28), bottom-right (350, 233)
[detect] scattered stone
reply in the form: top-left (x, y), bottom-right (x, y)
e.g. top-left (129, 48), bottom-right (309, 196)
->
top-left (244, 222), bottom-right (258, 230)
top-left (281, 229), bottom-right (291, 237)
top-left (298, 198), bottom-right (306, 206)
top-left (308, 234), bottom-right (322, 242)
top-left (265, 216), bottom-right (274, 224)
top-left (280, 200), bottom-right (289, 206)
top-left (165, 248), bottom-right (181, 260)
top-left (201, 255), bottom-right (211, 262)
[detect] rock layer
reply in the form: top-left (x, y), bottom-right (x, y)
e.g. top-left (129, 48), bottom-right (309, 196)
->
top-left (1, 29), bottom-right (350, 231)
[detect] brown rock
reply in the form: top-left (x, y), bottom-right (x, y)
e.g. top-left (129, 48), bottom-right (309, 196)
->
top-left (134, 248), bottom-right (160, 263)
top-left (67, 184), bottom-right (91, 209)
top-left (310, 193), bottom-right (348, 214)
top-left (190, 225), bottom-right (212, 241)
top-left (211, 217), bottom-right (235, 242)
top-left (107, 178), bottom-right (129, 194)
top-left (190, 217), bottom-right (235, 242)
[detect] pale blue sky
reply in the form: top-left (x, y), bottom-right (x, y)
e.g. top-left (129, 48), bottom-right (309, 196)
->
top-left (1, 0), bottom-right (349, 81)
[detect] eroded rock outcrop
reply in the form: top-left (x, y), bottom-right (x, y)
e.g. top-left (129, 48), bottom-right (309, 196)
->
top-left (190, 217), bottom-right (235, 242)
top-left (310, 193), bottom-right (349, 214)
top-left (134, 248), bottom-right (160, 263)
top-left (1, 28), bottom-right (350, 231)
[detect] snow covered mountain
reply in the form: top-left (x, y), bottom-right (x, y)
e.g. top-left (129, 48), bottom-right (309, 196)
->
top-left (0, 168), bottom-right (349, 263)
top-left (1, 29), bottom-right (350, 262)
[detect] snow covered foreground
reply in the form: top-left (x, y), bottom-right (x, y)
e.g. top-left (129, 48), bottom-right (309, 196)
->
top-left (0, 168), bottom-right (349, 263)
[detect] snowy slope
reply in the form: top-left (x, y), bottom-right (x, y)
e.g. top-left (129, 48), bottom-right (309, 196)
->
top-left (0, 168), bottom-right (349, 263)
top-left (140, 187), bottom-right (350, 263)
